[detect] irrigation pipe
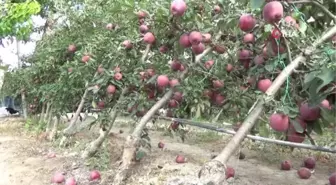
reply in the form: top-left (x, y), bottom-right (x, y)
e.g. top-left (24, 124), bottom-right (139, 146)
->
top-left (154, 115), bottom-right (336, 154)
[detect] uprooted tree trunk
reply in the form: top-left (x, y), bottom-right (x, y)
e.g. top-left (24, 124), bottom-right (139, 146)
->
top-left (196, 25), bottom-right (336, 185)
top-left (113, 46), bottom-right (214, 185)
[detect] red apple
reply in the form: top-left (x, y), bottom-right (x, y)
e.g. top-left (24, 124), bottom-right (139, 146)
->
top-left (123, 40), bottom-right (133, 49)
top-left (170, 0), bottom-right (187, 16)
top-left (204, 60), bottom-right (214, 69)
top-left (68, 44), bottom-right (76, 53)
top-left (107, 85), bottom-right (116, 94)
top-left (82, 55), bottom-right (90, 63)
top-left (114, 72), bottom-right (122, 80)
top-left (143, 32), bottom-right (156, 44)
top-left (157, 75), bottom-right (169, 87)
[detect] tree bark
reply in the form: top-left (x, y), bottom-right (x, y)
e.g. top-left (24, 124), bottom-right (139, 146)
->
top-left (21, 92), bottom-right (27, 119)
top-left (81, 110), bottom-right (118, 159)
top-left (45, 106), bottom-right (54, 133)
top-left (197, 25), bottom-right (336, 184)
top-left (60, 85), bottom-right (90, 147)
top-left (39, 102), bottom-right (46, 123)
top-left (63, 87), bottom-right (89, 135)
top-left (44, 102), bottom-right (51, 122)
top-left (48, 115), bottom-right (59, 141)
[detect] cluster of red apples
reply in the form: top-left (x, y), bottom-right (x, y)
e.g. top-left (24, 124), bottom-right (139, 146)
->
top-left (123, 0), bottom-right (228, 112)
top-left (51, 170), bottom-right (100, 184)
top-left (280, 156), bottom-right (336, 184)
top-left (269, 99), bottom-right (332, 143)
top-left (238, 1), bottom-right (301, 94)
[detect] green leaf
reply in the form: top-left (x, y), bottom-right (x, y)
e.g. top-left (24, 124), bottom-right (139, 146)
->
top-left (298, 20), bottom-right (307, 35)
top-left (135, 149), bottom-right (147, 161)
top-left (320, 107), bottom-right (335, 124)
top-left (264, 24), bottom-right (273, 33)
top-left (250, 0), bottom-right (265, 10)
top-left (312, 121), bottom-right (323, 135)
top-left (290, 119), bottom-right (304, 133)
top-left (303, 71), bottom-right (318, 85)
top-left (315, 68), bottom-right (334, 93)
top-left (92, 101), bottom-right (97, 108)
top-left (318, 117), bottom-right (331, 128)
top-left (259, 122), bottom-right (269, 137)
top-left (264, 63), bottom-right (274, 72)
top-left (95, 78), bottom-right (104, 84)
top-left (282, 106), bottom-right (290, 115)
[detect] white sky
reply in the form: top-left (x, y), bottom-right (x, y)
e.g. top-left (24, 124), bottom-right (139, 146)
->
top-left (0, 15), bottom-right (46, 69)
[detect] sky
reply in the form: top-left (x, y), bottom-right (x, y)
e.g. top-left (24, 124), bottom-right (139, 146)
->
top-left (0, 15), bottom-right (46, 69)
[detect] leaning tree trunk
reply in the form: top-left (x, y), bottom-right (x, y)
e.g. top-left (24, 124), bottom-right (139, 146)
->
top-left (82, 110), bottom-right (118, 158)
top-left (81, 89), bottom-right (127, 158)
top-left (59, 87), bottom-right (89, 147)
top-left (64, 88), bottom-right (89, 133)
top-left (113, 45), bottom-right (215, 185)
top-left (196, 25), bottom-right (336, 185)
top-left (60, 72), bottom-right (98, 147)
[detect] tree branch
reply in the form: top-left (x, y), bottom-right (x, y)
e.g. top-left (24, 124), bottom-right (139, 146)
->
top-left (290, 0), bottom-right (336, 23)
top-left (304, 131), bottom-right (316, 145)
top-left (214, 25), bottom-right (336, 164)
top-left (272, 23), bottom-right (293, 63)
top-left (132, 34), bottom-right (220, 137)
top-left (141, 44), bottom-right (151, 63)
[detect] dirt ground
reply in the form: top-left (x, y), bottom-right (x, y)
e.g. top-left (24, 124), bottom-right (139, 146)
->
top-left (0, 117), bottom-right (335, 185)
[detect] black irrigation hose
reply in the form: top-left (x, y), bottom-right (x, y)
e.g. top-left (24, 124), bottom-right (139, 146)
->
top-left (152, 115), bottom-right (336, 154)
top-left (85, 111), bottom-right (336, 153)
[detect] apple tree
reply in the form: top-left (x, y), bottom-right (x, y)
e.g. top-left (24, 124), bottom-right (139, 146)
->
top-left (1, 0), bottom-right (335, 184)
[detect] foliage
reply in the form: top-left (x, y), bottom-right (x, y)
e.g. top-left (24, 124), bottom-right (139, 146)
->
top-left (1, 0), bottom-right (335, 143)
top-left (0, 0), bottom-right (41, 40)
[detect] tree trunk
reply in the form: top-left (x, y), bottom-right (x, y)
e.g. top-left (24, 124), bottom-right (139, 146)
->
top-left (197, 25), bottom-right (336, 184)
top-left (113, 37), bottom-right (221, 185)
top-left (44, 102), bottom-right (51, 122)
top-left (63, 72), bottom-right (97, 137)
top-left (113, 35), bottom-right (219, 184)
top-left (113, 46), bottom-right (215, 185)
top-left (113, 90), bottom-right (173, 184)
top-left (63, 87), bottom-right (89, 134)
top-left (39, 102), bottom-right (46, 123)
top-left (82, 88), bottom-right (127, 158)
top-left (21, 92), bottom-right (27, 119)
top-left (81, 110), bottom-right (118, 159)
top-left (60, 86), bottom-right (89, 147)
top-left (48, 115), bottom-right (59, 141)
top-left (45, 107), bottom-right (54, 133)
